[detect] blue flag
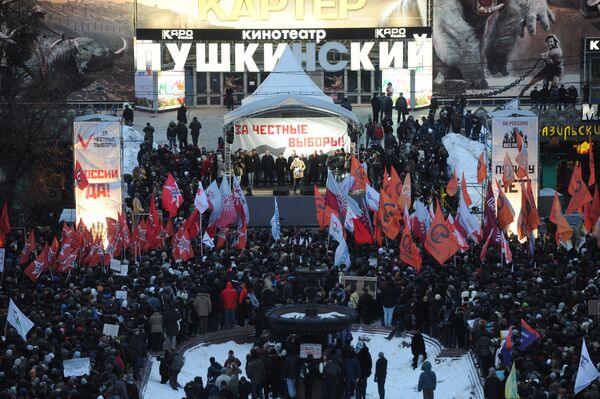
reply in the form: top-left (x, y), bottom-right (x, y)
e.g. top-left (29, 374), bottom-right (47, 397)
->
top-left (270, 198), bottom-right (281, 241)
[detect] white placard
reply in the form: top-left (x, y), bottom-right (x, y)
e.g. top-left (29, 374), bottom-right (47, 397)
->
top-left (63, 358), bottom-right (91, 377)
top-left (110, 259), bottom-right (122, 272)
top-left (232, 117), bottom-right (350, 158)
top-left (0, 248), bottom-right (5, 273)
top-left (118, 264), bottom-right (129, 276)
top-left (491, 116), bottom-right (539, 235)
top-left (102, 323), bottom-right (120, 337)
top-left (115, 290), bottom-right (127, 300)
top-left (300, 343), bottom-right (322, 359)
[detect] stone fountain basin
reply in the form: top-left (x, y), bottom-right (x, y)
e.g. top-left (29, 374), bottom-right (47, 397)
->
top-left (266, 304), bottom-right (357, 335)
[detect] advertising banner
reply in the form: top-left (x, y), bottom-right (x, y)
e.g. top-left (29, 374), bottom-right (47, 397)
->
top-left (232, 117), bottom-right (349, 157)
top-left (491, 116), bottom-right (539, 236)
top-left (74, 121), bottom-right (123, 235)
top-left (432, 2), bottom-right (600, 97)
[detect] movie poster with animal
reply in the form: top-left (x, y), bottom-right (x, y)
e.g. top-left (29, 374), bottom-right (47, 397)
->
top-left (431, 0), bottom-right (600, 97)
top-left (42, 0), bottom-right (134, 101)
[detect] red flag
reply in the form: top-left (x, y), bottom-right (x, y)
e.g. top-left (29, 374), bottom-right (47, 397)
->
top-left (74, 160), bottom-right (89, 190)
top-left (119, 212), bottom-right (130, 247)
top-left (0, 202), bottom-right (10, 236)
top-left (172, 227), bottom-right (195, 261)
top-left (215, 227), bottom-right (228, 249)
top-left (399, 214), bottom-right (422, 272)
top-left (352, 217), bottom-right (374, 245)
top-left (85, 236), bottom-right (103, 267)
top-left (215, 180), bottom-right (237, 228)
top-left (460, 172), bottom-right (472, 207)
top-left (234, 222), bottom-right (248, 250)
top-left (584, 187), bottom-right (600, 232)
top-left (24, 246), bottom-right (49, 283)
top-left (166, 218), bottom-right (175, 237)
top-left (377, 190), bottom-right (401, 240)
top-left (161, 173), bottom-right (184, 218)
top-left (20, 230), bottom-right (36, 264)
top-left (48, 237), bottom-right (59, 268)
top-left (525, 179), bottom-right (541, 234)
top-left (350, 155), bottom-right (369, 191)
top-left (184, 208), bottom-right (202, 238)
top-left (496, 180), bottom-right (515, 231)
top-left (590, 138), bottom-right (596, 187)
top-left (446, 170), bottom-right (458, 197)
top-left (477, 152), bottom-right (486, 184)
top-left (424, 201), bottom-right (460, 265)
top-left (389, 167), bottom-right (402, 203)
top-left (566, 163), bottom-right (593, 214)
top-left (550, 191), bottom-right (573, 245)
top-left (147, 198), bottom-right (160, 237)
top-left (56, 247), bottom-right (78, 273)
top-left (314, 185), bottom-right (332, 230)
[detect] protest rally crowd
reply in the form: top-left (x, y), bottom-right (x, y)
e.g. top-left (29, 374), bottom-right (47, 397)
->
top-left (0, 98), bottom-right (599, 399)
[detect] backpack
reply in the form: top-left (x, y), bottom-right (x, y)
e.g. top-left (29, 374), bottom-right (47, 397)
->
top-left (373, 125), bottom-right (383, 139)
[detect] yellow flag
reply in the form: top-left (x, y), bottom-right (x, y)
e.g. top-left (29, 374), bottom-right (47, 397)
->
top-left (505, 363), bottom-right (519, 399)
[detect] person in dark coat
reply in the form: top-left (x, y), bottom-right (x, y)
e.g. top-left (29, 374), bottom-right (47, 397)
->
top-left (167, 121), bottom-right (177, 150)
top-left (189, 117), bottom-right (202, 147)
top-left (463, 111), bottom-right (473, 138)
top-left (321, 354), bottom-right (342, 399)
top-left (374, 352), bottom-right (387, 399)
top-left (371, 93), bottom-right (381, 123)
top-left (529, 86), bottom-right (540, 107)
top-left (176, 121), bottom-right (188, 150)
top-left (283, 351), bottom-right (300, 398)
top-left (184, 377), bottom-right (206, 399)
top-left (246, 351), bottom-right (266, 399)
top-left (417, 361), bottom-right (436, 399)
top-left (411, 327), bottom-right (427, 370)
top-left (358, 346), bottom-right (372, 399)
top-left (143, 122), bottom-right (155, 143)
top-left (300, 354), bottom-right (317, 399)
top-left (260, 151), bottom-right (275, 186)
top-left (159, 350), bottom-right (172, 384)
top-left (177, 104), bottom-right (188, 124)
top-left (395, 93), bottom-right (408, 123)
top-left (344, 351), bottom-right (361, 399)
top-left (169, 351), bottom-right (185, 390)
top-left (219, 380), bottom-right (235, 399)
top-left (357, 288), bottom-right (376, 324)
top-left (207, 357), bottom-right (223, 385)
top-left (483, 367), bottom-right (503, 399)
top-left (122, 104), bottom-right (134, 125)
top-left (275, 153), bottom-right (287, 186)
top-left (380, 282), bottom-right (396, 327)
top-left (383, 94), bottom-right (394, 119)
top-left (308, 152), bottom-right (320, 185)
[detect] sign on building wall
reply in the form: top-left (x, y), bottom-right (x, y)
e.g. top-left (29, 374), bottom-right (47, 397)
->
top-left (74, 121), bottom-right (123, 236)
top-left (232, 117), bottom-right (350, 157)
top-left (491, 116), bottom-right (539, 236)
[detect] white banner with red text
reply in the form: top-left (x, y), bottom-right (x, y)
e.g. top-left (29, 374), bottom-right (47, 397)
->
top-left (74, 121), bottom-right (123, 236)
top-left (232, 117), bottom-right (350, 158)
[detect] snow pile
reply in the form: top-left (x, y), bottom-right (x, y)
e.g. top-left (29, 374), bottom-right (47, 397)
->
top-left (122, 125), bottom-right (157, 176)
top-left (442, 133), bottom-right (485, 209)
top-left (281, 311), bottom-right (346, 319)
top-left (281, 312), bottom-right (306, 319)
top-left (142, 331), bottom-right (475, 399)
top-left (319, 311), bottom-right (346, 319)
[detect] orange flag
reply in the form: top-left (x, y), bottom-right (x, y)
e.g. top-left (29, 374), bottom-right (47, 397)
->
top-left (477, 152), bottom-right (487, 184)
top-left (566, 163), bottom-right (593, 214)
top-left (525, 179), bottom-right (540, 233)
top-left (378, 190), bottom-right (401, 240)
top-left (549, 191), bottom-right (573, 245)
top-left (399, 173), bottom-right (412, 211)
top-left (502, 152), bottom-right (515, 187)
top-left (460, 172), bottom-right (472, 206)
top-left (382, 169), bottom-right (391, 199)
top-left (517, 182), bottom-right (530, 240)
top-left (399, 214), bottom-right (422, 272)
top-left (424, 200), bottom-right (461, 265)
top-left (496, 180), bottom-right (515, 231)
top-left (584, 187), bottom-right (600, 232)
top-left (350, 155), bottom-right (370, 191)
top-left (314, 185), bottom-right (333, 230)
top-left (389, 167), bottom-right (402, 203)
top-left (446, 170), bottom-right (458, 197)
top-left (589, 139), bottom-right (596, 187)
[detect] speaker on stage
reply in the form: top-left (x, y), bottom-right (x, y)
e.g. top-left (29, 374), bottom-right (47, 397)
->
top-left (300, 187), bottom-right (313, 196)
top-left (273, 186), bottom-right (289, 196)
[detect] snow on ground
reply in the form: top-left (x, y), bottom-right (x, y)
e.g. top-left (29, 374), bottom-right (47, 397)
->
top-left (281, 311), bottom-right (346, 319)
top-left (442, 133), bottom-right (486, 209)
top-left (142, 331), bottom-right (474, 399)
top-left (122, 125), bottom-right (158, 176)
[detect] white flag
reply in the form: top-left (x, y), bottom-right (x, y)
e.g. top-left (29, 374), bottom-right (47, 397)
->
top-left (329, 212), bottom-right (345, 243)
top-left (202, 231), bottom-right (215, 249)
top-left (575, 338), bottom-right (600, 394)
top-left (7, 299), bottom-right (34, 341)
top-left (344, 206), bottom-right (357, 233)
top-left (339, 175), bottom-right (355, 194)
top-left (194, 181), bottom-right (210, 214)
top-left (206, 180), bottom-right (223, 224)
top-left (365, 183), bottom-right (380, 212)
top-left (457, 192), bottom-right (481, 241)
top-left (334, 239), bottom-right (351, 268)
top-left (232, 175), bottom-right (250, 225)
top-left (271, 198), bottom-right (281, 241)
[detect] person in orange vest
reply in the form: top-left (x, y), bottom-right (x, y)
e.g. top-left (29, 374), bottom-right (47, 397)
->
top-left (220, 281), bottom-right (238, 329)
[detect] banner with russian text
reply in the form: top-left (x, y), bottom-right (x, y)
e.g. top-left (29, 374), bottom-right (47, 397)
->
top-left (491, 116), bottom-right (538, 236)
top-left (74, 121), bottom-right (123, 236)
top-left (232, 117), bottom-right (349, 157)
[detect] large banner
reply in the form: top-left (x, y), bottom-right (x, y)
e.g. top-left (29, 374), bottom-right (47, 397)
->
top-left (232, 117), bottom-right (349, 157)
top-left (432, 2), bottom-right (600, 97)
top-left (74, 121), bottom-right (123, 236)
top-left (491, 116), bottom-right (539, 235)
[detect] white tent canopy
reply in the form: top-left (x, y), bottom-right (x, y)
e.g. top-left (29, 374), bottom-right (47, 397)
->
top-left (224, 47), bottom-right (360, 128)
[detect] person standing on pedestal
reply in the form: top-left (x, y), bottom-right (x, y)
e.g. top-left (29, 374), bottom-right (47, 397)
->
top-left (374, 352), bottom-right (387, 399)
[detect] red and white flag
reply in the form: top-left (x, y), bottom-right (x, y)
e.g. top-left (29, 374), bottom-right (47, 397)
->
top-left (172, 227), bottom-right (194, 261)
top-left (232, 176), bottom-right (250, 226)
top-left (161, 173), bottom-right (183, 218)
top-left (19, 230), bottom-right (36, 265)
top-left (216, 180), bottom-right (237, 228)
top-left (194, 181), bottom-right (210, 214)
top-left (74, 160), bottom-right (89, 190)
top-left (365, 183), bottom-right (380, 212)
top-left (206, 180), bottom-right (223, 224)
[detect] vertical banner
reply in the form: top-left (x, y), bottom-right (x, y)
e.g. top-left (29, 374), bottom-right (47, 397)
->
top-left (491, 116), bottom-right (539, 236)
top-left (0, 247), bottom-right (4, 273)
top-left (74, 121), bottom-right (123, 236)
top-left (232, 117), bottom-right (349, 157)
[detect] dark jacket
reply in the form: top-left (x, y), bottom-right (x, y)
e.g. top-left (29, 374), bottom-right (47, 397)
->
top-left (395, 96), bottom-right (408, 111)
top-left (358, 348), bottom-right (372, 379)
top-left (246, 358), bottom-right (266, 385)
top-left (379, 284), bottom-right (397, 308)
top-left (190, 119), bottom-right (202, 136)
top-left (417, 361), bottom-right (436, 392)
top-left (374, 357), bottom-right (387, 381)
top-left (177, 106), bottom-right (187, 124)
top-left (344, 355), bottom-right (361, 381)
top-left (261, 154), bottom-right (275, 173)
top-left (483, 375), bottom-right (504, 399)
top-left (163, 308), bottom-right (180, 336)
top-left (283, 354), bottom-right (300, 379)
top-left (411, 332), bottom-right (426, 355)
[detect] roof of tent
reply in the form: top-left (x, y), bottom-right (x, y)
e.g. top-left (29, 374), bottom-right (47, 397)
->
top-left (224, 47), bottom-right (360, 127)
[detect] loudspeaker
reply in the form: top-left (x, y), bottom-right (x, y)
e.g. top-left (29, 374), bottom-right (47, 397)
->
top-left (273, 186), bottom-right (289, 196)
top-left (300, 187), bottom-right (313, 196)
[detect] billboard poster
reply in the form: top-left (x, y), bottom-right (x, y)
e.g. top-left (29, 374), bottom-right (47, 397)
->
top-left (491, 116), bottom-right (539, 236)
top-left (432, 2), bottom-right (600, 97)
top-left (157, 71), bottom-right (186, 110)
top-left (74, 121), bottom-right (123, 236)
top-left (136, 0), bottom-right (428, 29)
top-left (43, 0), bottom-right (134, 101)
top-left (232, 117), bottom-right (349, 157)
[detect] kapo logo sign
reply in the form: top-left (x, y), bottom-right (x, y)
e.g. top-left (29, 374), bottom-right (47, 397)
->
top-left (375, 28), bottom-right (407, 39)
top-left (162, 30), bottom-right (194, 40)
top-left (585, 37), bottom-right (600, 52)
